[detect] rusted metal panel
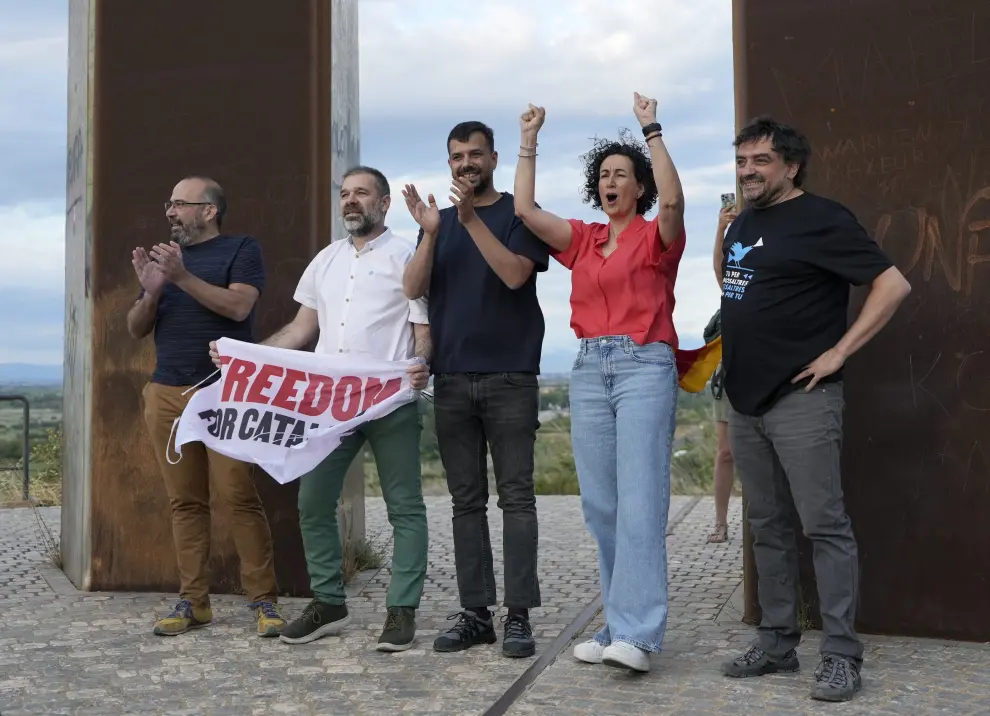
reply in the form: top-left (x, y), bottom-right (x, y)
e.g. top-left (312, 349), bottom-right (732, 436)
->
top-left (735, 0), bottom-right (990, 641)
top-left (61, 0), bottom-right (357, 597)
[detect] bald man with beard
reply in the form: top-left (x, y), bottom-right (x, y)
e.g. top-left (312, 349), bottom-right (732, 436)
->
top-left (128, 175), bottom-right (285, 639)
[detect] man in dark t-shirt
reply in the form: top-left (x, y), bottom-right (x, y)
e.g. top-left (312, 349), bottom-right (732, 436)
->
top-left (716, 118), bottom-right (911, 702)
top-left (127, 175), bottom-right (284, 639)
top-left (402, 121), bottom-right (549, 659)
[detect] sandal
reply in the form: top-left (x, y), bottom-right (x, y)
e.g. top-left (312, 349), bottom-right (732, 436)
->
top-left (707, 523), bottom-right (729, 543)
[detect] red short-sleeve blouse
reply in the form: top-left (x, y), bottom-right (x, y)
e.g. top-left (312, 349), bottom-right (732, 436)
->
top-left (552, 215), bottom-right (685, 349)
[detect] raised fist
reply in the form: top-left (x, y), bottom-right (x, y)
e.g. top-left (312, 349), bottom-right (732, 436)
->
top-left (520, 104), bottom-right (546, 137)
top-left (633, 92), bottom-right (658, 128)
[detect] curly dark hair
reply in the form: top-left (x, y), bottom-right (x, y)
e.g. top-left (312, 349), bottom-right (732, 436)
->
top-left (580, 128), bottom-right (657, 216)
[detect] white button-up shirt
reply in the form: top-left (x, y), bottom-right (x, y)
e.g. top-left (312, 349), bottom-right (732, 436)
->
top-left (293, 229), bottom-right (428, 361)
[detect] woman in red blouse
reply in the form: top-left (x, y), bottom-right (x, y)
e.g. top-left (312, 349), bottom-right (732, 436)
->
top-left (513, 93), bottom-right (685, 673)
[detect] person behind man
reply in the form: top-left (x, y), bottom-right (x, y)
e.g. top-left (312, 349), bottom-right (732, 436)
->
top-left (128, 176), bottom-right (285, 638)
top-left (718, 117), bottom-right (911, 702)
top-left (707, 201), bottom-right (739, 545)
top-left (209, 166), bottom-right (432, 651)
top-left (703, 314), bottom-right (735, 545)
top-left (401, 121), bottom-right (549, 659)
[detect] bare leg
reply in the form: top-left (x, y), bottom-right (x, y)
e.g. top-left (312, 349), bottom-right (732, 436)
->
top-left (709, 420), bottom-right (734, 543)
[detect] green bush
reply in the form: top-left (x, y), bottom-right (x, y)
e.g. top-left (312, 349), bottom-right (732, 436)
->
top-left (0, 438), bottom-right (22, 460)
top-left (360, 388), bottom-right (721, 498)
top-left (31, 428), bottom-right (61, 483)
top-left (671, 423), bottom-right (718, 494)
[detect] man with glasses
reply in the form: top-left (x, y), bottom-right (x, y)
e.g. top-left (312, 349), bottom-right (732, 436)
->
top-left (128, 175), bottom-right (285, 639)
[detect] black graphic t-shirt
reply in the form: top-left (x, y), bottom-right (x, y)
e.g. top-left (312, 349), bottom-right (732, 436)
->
top-left (720, 192), bottom-right (893, 416)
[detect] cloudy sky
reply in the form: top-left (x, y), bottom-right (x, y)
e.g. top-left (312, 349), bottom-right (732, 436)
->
top-left (0, 0), bottom-right (735, 371)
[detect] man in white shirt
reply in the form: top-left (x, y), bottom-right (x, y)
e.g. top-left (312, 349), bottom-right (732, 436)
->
top-left (212, 166), bottom-right (431, 651)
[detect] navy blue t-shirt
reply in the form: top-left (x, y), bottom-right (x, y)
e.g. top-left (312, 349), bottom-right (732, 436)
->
top-left (420, 192), bottom-right (548, 374)
top-left (144, 235), bottom-right (265, 386)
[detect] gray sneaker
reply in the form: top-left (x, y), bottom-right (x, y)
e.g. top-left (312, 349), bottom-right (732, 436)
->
top-left (501, 614), bottom-right (536, 658)
top-left (722, 645), bottom-right (800, 678)
top-left (433, 611), bottom-right (497, 652)
top-left (811, 655), bottom-right (862, 702)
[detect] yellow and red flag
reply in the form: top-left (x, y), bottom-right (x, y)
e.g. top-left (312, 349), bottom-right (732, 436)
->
top-left (675, 336), bottom-right (722, 393)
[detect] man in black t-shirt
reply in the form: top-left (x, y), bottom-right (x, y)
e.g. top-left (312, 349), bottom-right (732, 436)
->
top-left (716, 118), bottom-right (911, 702)
top-left (127, 176), bottom-right (284, 639)
top-left (402, 121), bottom-right (549, 659)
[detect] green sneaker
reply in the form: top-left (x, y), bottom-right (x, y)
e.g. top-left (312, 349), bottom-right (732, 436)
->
top-left (153, 599), bottom-right (212, 636)
top-left (376, 607), bottom-right (416, 652)
top-left (279, 600), bottom-right (351, 645)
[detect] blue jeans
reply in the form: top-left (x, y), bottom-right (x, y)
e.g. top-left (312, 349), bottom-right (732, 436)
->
top-left (570, 336), bottom-right (678, 652)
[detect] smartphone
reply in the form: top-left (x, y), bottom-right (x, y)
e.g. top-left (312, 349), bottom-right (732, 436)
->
top-left (721, 192), bottom-right (736, 210)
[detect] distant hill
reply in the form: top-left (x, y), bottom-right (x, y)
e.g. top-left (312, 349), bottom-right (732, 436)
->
top-left (540, 348), bottom-right (579, 376)
top-left (538, 333), bottom-right (704, 378)
top-left (0, 335), bottom-right (705, 387)
top-left (0, 364), bottom-right (63, 386)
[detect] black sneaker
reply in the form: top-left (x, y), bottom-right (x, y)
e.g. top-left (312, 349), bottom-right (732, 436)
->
top-left (721, 645), bottom-right (800, 678)
top-left (279, 600), bottom-right (351, 645)
top-left (501, 614), bottom-right (536, 658)
top-left (811, 655), bottom-right (862, 702)
top-left (433, 610), bottom-right (497, 652)
top-left (377, 607), bottom-right (417, 652)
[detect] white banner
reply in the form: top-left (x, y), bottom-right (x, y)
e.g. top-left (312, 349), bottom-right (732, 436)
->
top-left (171, 338), bottom-right (418, 484)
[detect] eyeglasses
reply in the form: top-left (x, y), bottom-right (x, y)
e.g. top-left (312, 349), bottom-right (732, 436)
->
top-left (165, 200), bottom-right (211, 210)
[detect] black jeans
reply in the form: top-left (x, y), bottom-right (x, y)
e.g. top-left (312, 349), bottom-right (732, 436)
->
top-left (434, 372), bottom-right (541, 609)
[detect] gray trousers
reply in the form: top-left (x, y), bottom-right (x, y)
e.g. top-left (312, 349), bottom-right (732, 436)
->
top-left (728, 382), bottom-right (864, 666)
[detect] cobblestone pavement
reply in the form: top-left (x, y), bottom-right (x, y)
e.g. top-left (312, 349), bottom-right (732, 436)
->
top-left (507, 497), bottom-right (990, 716)
top-left (0, 496), bottom-right (684, 716)
top-left (5, 497), bottom-right (989, 715)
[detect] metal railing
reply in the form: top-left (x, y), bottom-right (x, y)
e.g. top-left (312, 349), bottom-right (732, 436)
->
top-left (0, 395), bottom-right (30, 501)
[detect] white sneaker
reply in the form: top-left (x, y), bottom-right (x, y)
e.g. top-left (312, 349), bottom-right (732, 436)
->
top-left (572, 639), bottom-right (606, 664)
top-left (602, 641), bottom-right (650, 672)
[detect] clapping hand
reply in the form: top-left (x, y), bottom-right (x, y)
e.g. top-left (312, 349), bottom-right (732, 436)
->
top-left (148, 241), bottom-right (189, 282)
top-left (449, 178), bottom-right (477, 224)
top-left (402, 184), bottom-right (441, 234)
top-left (132, 247), bottom-right (166, 296)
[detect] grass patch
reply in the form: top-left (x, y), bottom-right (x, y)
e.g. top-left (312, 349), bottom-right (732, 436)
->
top-left (32, 503), bottom-right (62, 569)
top-left (341, 524), bottom-right (388, 584)
top-left (534, 416), bottom-right (580, 495)
top-left (0, 427), bottom-right (62, 506)
top-left (5, 386), bottom-right (730, 510)
top-left (362, 393), bottom-right (725, 498)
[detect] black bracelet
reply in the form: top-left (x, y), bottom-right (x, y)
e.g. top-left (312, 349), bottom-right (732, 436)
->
top-left (641, 122), bottom-right (662, 137)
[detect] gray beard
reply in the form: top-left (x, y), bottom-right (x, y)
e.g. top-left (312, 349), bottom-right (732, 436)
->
top-left (345, 218), bottom-right (374, 236)
top-left (170, 226), bottom-right (194, 246)
top-left (343, 206), bottom-right (384, 237)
